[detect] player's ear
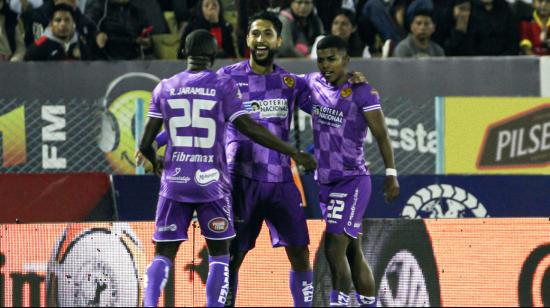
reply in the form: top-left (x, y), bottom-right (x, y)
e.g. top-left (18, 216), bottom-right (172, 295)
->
top-left (342, 52), bottom-right (350, 66)
top-left (276, 35), bottom-right (283, 48)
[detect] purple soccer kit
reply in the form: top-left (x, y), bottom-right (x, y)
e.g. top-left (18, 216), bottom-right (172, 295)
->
top-left (144, 70), bottom-right (246, 308)
top-left (218, 61), bottom-right (310, 250)
top-left (304, 73), bottom-right (382, 239)
top-left (148, 69), bottom-right (247, 242)
top-left (218, 61), bottom-right (313, 307)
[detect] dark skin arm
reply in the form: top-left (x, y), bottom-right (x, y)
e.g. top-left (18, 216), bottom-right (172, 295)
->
top-left (139, 117), bottom-right (163, 176)
top-left (364, 109), bottom-right (400, 203)
top-left (233, 114), bottom-right (317, 171)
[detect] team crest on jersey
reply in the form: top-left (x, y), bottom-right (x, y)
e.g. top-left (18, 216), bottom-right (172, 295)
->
top-left (283, 76), bottom-right (295, 88)
top-left (341, 87), bottom-right (352, 98)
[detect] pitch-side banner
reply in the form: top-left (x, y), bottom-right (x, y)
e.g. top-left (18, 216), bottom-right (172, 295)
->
top-left (367, 175), bottom-right (550, 218)
top-left (436, 97), bottom-right (550, 174)
top-left (1, 219), bottom-right (549, 307)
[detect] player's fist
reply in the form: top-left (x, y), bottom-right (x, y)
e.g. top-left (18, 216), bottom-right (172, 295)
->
top-left (384, 176), bottom-right (400, 203)
top-left (348, 71), bottom-right (368, 84)
top-left (291, 151), bottom-right (317, 171)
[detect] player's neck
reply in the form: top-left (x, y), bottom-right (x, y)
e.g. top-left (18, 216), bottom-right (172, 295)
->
top-left (249, 59), bottom-right (274, 74)
top-left (187, 57), bottom-right (211, 71)
top-left (331, 74), bottom-right (348, 87)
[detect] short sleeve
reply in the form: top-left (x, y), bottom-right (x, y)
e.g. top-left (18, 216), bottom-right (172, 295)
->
top-left (218, 76), bottom-right (247, 122)
top-left (148, 82), bottom-right (163, 118)
top-left (355, 84), bottom-right (382, 113)
top-left (295, 74), bottom-right (313, 114)
top-left (155, 130), bottom-right (168, 147)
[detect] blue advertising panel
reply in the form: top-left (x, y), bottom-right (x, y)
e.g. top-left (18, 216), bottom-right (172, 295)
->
top-left (113, 174), bottom-right (550, 220)
top-left (112, 175), bottom-right (160, 221)
top-left (366, 175), bottom-right (550, 218)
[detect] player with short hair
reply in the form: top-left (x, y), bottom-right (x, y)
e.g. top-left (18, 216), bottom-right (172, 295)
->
top-left (303, 35), bottom-right (400, 307)
top-left (138, 29), bottom-right (316, 308)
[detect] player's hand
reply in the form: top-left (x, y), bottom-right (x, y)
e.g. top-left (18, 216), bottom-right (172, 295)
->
top-left (96, 32), bottom-right (108, 49)
top-left (291, 151), bottom-right (317, 171)
top-left (384, 176), bottom-right (400, 203)
top-left (348, 71), bottom-right (368, 84)
top-left (135, 150), bottom-right (146, 167)
top-left (154, 156), bottom-right (164, 177)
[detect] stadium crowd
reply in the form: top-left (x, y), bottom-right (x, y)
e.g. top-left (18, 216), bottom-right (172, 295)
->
top-left (0, 0), bottom-right (549, 61)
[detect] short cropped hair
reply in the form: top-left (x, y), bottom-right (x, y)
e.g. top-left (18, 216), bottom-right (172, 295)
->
top-left (185, 29), bottom-right (217, 57)
top-left (317, 35), bottom-right (348, 54)
top-left (51, 4), bottom-right (75, 21)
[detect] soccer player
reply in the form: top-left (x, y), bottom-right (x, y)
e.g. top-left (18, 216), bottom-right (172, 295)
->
top-left (303, 35), bottom-right (400, 307)
top-left (138, 29), bottom-right (316, 308)
top-left (218, 11), bottom-right (325, 307)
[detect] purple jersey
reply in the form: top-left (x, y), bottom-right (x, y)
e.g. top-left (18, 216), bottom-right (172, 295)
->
top-left (304, 73), bottom-right (382, 184)
top-left (148, 70), bottom-right (247, 203)
top-left (217, 61), bottom-right (310, 182)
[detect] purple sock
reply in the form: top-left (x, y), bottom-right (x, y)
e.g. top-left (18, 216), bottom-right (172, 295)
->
top-left (356, 293), bottom-right (376, 307)
top-left (329, 290), bottom-right (349, 307)
top-left (206, 255), bottom-right (230, 307)
top-left (226, 270), bottom-right (238, 307)
top-left (143, 256), bottom-right (172, 307)
top-left (290, 270), bottom-right (314, 307)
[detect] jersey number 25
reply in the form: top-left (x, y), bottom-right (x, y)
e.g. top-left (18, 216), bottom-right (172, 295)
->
top-left (168, 98), bottom-right (216, 149)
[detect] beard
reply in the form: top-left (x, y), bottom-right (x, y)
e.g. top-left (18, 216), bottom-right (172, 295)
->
top-left (251, 47), bottom-right (276, 67)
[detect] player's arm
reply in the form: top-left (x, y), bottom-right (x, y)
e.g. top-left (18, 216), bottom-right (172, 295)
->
top-left (233, 114), bottom-right (317, 171)
top-left (139, 117), bottom-right (163, 175)
top-left (363, 109), bottom-right (400, 203)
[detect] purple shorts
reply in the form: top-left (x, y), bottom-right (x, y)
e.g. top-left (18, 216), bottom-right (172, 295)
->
top-left (231, 175), bottom-right (310, 252)
top-left (319, 176), bottom-right (372, 239)
top-left (152, 196), bottom-right (235, 242)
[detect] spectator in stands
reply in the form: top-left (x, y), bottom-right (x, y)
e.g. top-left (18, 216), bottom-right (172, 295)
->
top-left (0, 0), bottom-right (26, 61)
top-left (24, 3), bottom-right (93, 60)
top-left (21, 0), bottom-right (96, 48)
top-left (177, 0), bottom-right (236, 59)
top-left (278, 0), bottom-right (324, 57)
top-left (156, 0), bottom-right (199, 35)
top-left (358, 0), bottom-right (402, 56)
top-left (468, 0), bottom-right (519, 55)
top-left (394, 9), bottom-right (445, 57)
top-left (86, 0), bottom-right (153, 60)
top-left (235, 0), bottom-right (286, 57)
top-left (9, 0), bottom-right (43, 14)
top-left (432, 0), bottom-right (476, 56)
top-left (311, 9), bottom-right (368, 58)
top-left (519, 0), bottom-right (550, 55)
top-left (511, 0), bottom-right (534, 22)
top-left (314, 0), bottom-right (357, 32)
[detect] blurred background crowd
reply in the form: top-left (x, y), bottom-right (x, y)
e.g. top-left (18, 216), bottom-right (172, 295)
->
top-left (0, 0), bottom-right (548, 61)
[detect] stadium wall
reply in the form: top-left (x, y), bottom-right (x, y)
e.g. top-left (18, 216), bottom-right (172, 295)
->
top-left (0, 173), bottom-right (115, 224)
top-left (1, 218), bottom-right (549, 307)
top-left (0, 57), bottom-right (543, 175)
